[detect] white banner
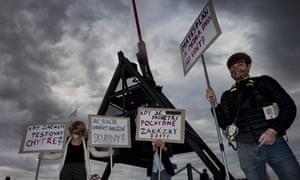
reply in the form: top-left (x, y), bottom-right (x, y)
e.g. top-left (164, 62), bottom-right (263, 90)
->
top-left (180, 0), bottom-right (221, 76)
top-left (88, 114), bottom-right (131, 148)
top-left (19, 123), bottom-right (67, 153)
top-left (135, 107), bottom-right (185, 144)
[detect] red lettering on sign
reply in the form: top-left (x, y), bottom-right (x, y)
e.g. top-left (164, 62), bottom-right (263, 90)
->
top-left (141, 120), bottom-right (176, 127)
top-left (185, 56), bottom-right (191, 67)
top-left (188, 30), bottom-right (203, 51)
top-left (202, 16), bottom-right (212, 31)
top-left (25, 137), bottom-right (59, 147)
top-left (191, 36), bottom-right (206, 58)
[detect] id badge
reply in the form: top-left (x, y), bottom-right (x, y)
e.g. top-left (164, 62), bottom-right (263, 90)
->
top-left (263, 103), bottom-right (279, 120)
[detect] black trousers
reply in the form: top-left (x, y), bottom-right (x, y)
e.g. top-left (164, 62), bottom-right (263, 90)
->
top-left (60, 163), bottom-right (86, 180)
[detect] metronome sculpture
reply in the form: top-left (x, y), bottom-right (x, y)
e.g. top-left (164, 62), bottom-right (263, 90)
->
top-left (90, 1), bottom-right (236, 179)
top-left (91, 51), bottom-right (235, 180)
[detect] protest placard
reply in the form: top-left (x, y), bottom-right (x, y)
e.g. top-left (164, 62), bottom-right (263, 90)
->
top-left (135, 107), bottom-right (185, 144)
top-left (88, 114), bottom-right (131, 148)
top-left (19, 123), bottom-right (67, 153)
top-left (180, 0), bottom-right (221, 76)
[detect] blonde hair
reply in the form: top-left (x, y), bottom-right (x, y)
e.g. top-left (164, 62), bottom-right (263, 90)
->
top-left (69, 121), bottom-right (86, 136)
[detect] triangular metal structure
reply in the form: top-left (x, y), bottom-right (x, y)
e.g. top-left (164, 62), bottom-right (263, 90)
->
top-left (91, 51), bottom-right (236, 180)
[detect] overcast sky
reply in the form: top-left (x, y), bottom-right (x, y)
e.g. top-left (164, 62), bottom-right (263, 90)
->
top-left (1, 0), bottom-right (300, 179)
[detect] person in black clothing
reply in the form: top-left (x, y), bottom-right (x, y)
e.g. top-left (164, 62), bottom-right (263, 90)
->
top-left (200, 168), bottom-right (209, 180)
top-left (206, 52), bottom-right (300, 180)
top-left (143, 139), bottom-right (175, 180)
top-left (39, 121), bottom-right (111, 180)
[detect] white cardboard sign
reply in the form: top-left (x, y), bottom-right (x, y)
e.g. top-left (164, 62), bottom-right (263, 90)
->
top-left (180, 0), bottom-right (221, 76)
top-left (19, 123), bottom-right (67, 153)
top-left (88, 114), bottom-right (131, 148)
top-left (135, 107), bottom-right (185, 144)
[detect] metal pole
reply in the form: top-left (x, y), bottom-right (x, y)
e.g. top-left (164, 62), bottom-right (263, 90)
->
top-left (132, 0), bottom-right (142, 42)
top-left (35, 158), bottom-right (41, 180)
top-left (158, 147), bottom-right (162, 180)
top-left (132, 0), bottom-right (149, 63)
top-left (201, 54), bottom-right (230, 180)
top-left (186, 163), bottom-right (193, 180)
top-left (110, 147), bottom-right (113, 180)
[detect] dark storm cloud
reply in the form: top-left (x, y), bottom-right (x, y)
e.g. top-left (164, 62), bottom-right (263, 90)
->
top-left (217, 1), bottom-right (300, 82)
top-left (1, 0), bottom-right (300, 179)
top-left (245, 1), bottom-right (300, 80)
top-left (0, 0), bottom-right (130, 123)
top-left (0, 0), bottom-right (72, 123)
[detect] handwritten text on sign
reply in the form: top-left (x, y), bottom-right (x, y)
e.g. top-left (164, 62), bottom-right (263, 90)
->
top-left (136, 107), bottom-right (185, 144)
top-left (180, 0), bottom-right (221, 76)
top-left (19, 123), bottom-right (67, 153)
top-left (88, 115), bottom-right (131, 148)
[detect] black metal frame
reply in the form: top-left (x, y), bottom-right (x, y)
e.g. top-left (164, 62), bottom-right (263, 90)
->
top-left (92, 51), bottom-right (236, 180)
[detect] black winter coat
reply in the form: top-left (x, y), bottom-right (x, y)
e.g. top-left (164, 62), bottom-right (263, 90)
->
top-left (143, 141), bottom-right (175, 177)
top-left (215, 75), bottom-right (296, 143)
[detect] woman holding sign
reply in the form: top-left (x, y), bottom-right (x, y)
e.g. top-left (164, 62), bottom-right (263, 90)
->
top-left (39, 121), bottom-right (112, 180)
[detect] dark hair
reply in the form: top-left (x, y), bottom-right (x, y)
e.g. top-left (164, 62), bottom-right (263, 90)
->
top-left (226, 52), bottom-right (252, 69)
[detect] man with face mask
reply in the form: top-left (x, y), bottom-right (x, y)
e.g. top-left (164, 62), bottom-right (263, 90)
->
top-left (206, 52), bottom-right (300, 180)
top-left (39, 121), bottom-right (112, 180)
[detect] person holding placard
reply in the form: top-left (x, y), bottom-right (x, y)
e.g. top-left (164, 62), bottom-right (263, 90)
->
top-left (143, 139), bottom-right (175, 180)
top-left (39, 120), bottom-right (112, 180)
top-left (206, 52), bottom-right (300, 180)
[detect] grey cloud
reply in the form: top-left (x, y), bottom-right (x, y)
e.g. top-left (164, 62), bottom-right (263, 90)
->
top-left (1, 0), bottom-right (300, 179)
